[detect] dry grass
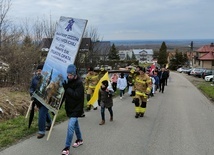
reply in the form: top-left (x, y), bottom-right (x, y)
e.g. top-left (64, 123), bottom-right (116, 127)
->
top-left (0, 87), bottom-right (30, 122)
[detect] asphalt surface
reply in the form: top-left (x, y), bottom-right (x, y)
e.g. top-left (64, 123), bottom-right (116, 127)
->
top-left (1, 72), bottom-right (214, 155)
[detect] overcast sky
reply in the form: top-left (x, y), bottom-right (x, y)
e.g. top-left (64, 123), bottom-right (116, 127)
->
top-left (7, 0), bottom-right (214, 40)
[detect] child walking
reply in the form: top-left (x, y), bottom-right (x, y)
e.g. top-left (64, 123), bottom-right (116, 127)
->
top-left (98, 80), bottom-right (114, 125)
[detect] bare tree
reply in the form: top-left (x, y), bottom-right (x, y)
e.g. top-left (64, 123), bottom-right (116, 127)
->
top-left (82, 26), bottom-right (107, 67)
top-left (0, 0), bottom-right (12, 50)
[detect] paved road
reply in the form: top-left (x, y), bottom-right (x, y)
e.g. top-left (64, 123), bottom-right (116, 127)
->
top-left (1, 72), bottom-right (214, 155)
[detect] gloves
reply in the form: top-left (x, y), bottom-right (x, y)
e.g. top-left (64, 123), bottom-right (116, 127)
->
top-left (62, 80), bottom-right (69, 90)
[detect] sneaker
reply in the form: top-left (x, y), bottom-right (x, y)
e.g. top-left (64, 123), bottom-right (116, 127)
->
top-left (72, 139), bottom-right (83, 148)
top-left (61, 148), bottom-right (69, 155)
top-left (120, 97), bottom-right (122, 99)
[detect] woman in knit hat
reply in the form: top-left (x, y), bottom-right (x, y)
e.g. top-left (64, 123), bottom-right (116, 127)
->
top-left (98, 80), bottom-right (114, 125)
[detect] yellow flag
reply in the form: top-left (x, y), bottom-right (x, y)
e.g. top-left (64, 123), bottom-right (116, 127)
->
top-left (87, 72), bottom-right (109, 105)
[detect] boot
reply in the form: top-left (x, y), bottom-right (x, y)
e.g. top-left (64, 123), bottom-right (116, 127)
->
top-left (85, 105), bottom-right (91, 112)
top-left (140, 113), bottom-right (144, 117)
top-left (99, 120), bottom-right (105, 125)
top-left (93, 107), bottom-right (97, 110)
top-left (110, 116), bottom-right (113, 121)
top-left (135, 113), bottom-right (139, 118)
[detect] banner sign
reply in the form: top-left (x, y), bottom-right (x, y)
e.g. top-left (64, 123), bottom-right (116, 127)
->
top-left (31, 16), bottom-right (87, 140)
top-left (33, 16), bottom-right (87, 111)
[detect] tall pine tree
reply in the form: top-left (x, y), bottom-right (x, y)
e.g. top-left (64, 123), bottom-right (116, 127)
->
top-left (157, 41), bottom-right (168, 67)
top-left (108, 44), bottom-right (120, 60)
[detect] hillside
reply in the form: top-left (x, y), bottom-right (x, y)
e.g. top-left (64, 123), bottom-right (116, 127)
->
top-left (0, 87), bottom-right (30, 122)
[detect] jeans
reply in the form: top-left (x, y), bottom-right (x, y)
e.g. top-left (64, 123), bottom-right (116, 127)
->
top-left (65, 117), bottom-right (82, 148)
top-left (119, 89), bottom-right (125, 97)
top-left (101, 106), bottom-right (113, 121)
top-left (38, 105), bottom-right (52, 134)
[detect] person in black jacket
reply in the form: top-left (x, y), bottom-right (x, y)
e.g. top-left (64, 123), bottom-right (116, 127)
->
top-left (98, 80), bottom-right (114, 125)
top-left (61, 64), bottom-right (84, 155)
top-left (158, 67), bottom-right (168, 93)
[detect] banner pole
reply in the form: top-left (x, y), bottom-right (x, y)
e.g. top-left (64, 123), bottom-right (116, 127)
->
top-left (47, 112), bottom-right (57, 141)
top-left (25, 100), bottom-right (33, 118)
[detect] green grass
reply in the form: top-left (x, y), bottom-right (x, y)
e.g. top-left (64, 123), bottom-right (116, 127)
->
top-left (198, 82), bottom-right (214, 100)
top-left (0, 104), bottom-right (68, 150)
top-left (0, 90), bottom-right (121, 150)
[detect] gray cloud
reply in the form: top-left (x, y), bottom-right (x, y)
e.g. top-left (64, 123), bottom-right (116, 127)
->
top-left (7, 0), bottom-right (214, 40)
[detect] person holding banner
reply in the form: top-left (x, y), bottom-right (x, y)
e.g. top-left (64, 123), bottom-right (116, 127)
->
top-left (29, 64), bottom-right (52, 139)
top-left (85, 67), bottom-right (99, 111)
top-left (61, 64), bottom-right (84, 155)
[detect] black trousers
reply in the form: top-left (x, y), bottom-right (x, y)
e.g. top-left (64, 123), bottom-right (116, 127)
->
top-left (159, 79), bottom-right (165, 92)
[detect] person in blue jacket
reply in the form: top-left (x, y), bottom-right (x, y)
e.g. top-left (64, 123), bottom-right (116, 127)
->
top-left (30, 64), bottom-right (52, 139)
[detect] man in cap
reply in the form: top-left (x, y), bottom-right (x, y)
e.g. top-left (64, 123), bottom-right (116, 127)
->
top-left (30, 64), bottom-right (52, 139)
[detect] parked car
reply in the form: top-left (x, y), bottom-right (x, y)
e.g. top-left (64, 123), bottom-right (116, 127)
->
top-left (177, 67), bottom-right (183, 73)
top-left (190, 68), bottom-right (196, 76)
top-left (192, 68), bottom-right (205, 78)
top-left (201, 69), bottom-right (214, 79)
top-left (182, 68), bottom-right (192, 74)
top-left (204, 75), bottom-right (214, 82)
top-left (186, 68), bottom-right (193, 75)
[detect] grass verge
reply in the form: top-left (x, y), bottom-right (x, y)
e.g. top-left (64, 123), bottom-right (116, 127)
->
top-left (198, 82), bottom-right (214, 102)
top-left (0, 90), bottom-right (121, 151)
top-left (0, 104), bottom-right (67, 150)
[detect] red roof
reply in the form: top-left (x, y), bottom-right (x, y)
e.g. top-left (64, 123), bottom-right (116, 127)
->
top-left (197, 44), bottom-right (214, 53)
top-left (199, 51), bottom-right (214, 60)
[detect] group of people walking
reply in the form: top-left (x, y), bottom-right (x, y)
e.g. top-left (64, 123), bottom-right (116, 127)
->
top-left (29, 64), bottom-right (169, 155)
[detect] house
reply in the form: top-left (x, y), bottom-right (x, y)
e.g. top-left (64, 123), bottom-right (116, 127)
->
top-left (132, 49), bottom-right (154, 63)
top-left (118, 50), bottom-right (133, 60)
top-left (93, 41), bottom-right (111, 61)
top-left (194, 43), bottom-right (214, 69)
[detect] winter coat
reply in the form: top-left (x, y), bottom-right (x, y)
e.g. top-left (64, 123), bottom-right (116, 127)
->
top-left (98, 88), bottom-right (113, 108)
top-left (158, 71), bottom-right (168, 81)
top-left (29, 74), bottom-right (43, 107)
top-left (117, 77), bottom-right (127, 90)
top-left (63, 76), bottom-right (84, 118)
top-left (30, 74), bottom-right (43, 96)
top-left (153, 75), bottom-right (160, 85)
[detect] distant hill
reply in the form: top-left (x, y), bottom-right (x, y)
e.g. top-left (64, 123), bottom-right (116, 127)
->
top-left (110, 39), bottom-right (214, 51)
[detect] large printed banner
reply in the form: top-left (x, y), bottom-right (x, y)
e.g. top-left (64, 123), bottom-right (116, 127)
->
top-left (32, 16), bottom-right (87, 113)
top-left (31, 16), bottom-right (87, 140)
